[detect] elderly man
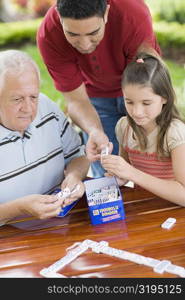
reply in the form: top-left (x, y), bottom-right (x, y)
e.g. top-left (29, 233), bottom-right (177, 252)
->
top-left (0, 50), bottom-right (89, 225)
top-left (37, 0), bottom-right (160, 177)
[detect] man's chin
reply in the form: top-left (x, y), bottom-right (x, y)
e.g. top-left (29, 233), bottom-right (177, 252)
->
top-left (17, 120), bottom-right (31, 131)
top-left (77, 47), bottom-right (96, 54)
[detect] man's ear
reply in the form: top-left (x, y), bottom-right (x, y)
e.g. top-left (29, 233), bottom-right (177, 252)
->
top-left (104, 4), bottom-right (110, 24)
top-left (55, 6), bottom-right (63, 24)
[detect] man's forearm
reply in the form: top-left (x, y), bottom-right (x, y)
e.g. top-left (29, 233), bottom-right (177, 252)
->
top-left (65, 156), bottom-right (90, 180)
top-left (0, 199), bottom-right (22, 224)
top-left (62, 83), bottom-right (104, 135)
top-left (67, 99), bottom-right (103, 134)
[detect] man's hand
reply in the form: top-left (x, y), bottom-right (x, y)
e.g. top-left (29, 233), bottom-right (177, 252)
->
top-left (19, 194), bottom-right (64, 219)
top-left (60, 174), bottom-right (85, 207)
top-left (86, 129), bottom-right (113, 162)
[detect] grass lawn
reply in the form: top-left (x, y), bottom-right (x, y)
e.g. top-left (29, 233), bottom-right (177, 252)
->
top-left (20, 43), bottom-right (185, 117)
top-left (165, 60), bottom-right (185, 116)
top-left (20, 43), bottom-right (66, 111)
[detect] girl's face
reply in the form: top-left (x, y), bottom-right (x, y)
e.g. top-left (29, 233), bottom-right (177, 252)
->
top-left (123, 84), bottom-right (167, 133)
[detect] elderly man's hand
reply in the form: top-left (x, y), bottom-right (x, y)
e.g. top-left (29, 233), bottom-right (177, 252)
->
top-left (60, 174), bottom-right (85, 207)
top-left (19, 194), bottom-right (64, 219)
top-left (85, 129), bottom-right (113, 162)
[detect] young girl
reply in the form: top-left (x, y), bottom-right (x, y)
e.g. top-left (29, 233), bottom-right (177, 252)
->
top-left (101, 52), bottom-right (185, 206)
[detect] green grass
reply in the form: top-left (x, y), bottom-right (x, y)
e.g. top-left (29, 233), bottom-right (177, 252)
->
top-left (18, 44), bottom-right (185, 117)
top-left (165, 60), bottom-right (185, 116)
top-left (145, 0), bottom-right (185, 24)
top-left (20, 43), bottom-right (66, 111)
top-left (145, 0), bottom-right (185, 116)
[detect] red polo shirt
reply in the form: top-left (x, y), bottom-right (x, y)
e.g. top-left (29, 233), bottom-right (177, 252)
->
top-left (37, 0), bottom-right (160, 98)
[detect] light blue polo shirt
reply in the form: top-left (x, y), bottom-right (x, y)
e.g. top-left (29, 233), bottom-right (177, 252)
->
top-left (0, 93), bottom-right (84, 203)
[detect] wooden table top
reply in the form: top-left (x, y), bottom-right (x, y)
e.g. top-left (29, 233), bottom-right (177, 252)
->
top-left (0, 185), bottom-right (185, 278)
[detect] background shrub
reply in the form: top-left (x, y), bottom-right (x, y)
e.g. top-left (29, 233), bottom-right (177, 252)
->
top-left (145, 0), bottom-right (185, 24)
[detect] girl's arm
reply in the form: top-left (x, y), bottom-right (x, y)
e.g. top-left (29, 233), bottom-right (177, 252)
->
top-left (102, 144), bottom-right (185, 206)
top-left (131, 144), bottom-right (185, 206)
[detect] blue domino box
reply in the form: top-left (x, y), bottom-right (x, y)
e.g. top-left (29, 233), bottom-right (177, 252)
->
top-left (84, 176), bottom-right (125, 225)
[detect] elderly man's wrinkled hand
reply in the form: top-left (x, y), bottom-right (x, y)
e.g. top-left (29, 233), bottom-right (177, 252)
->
top-left (60, 176), bottom-right (85, 207)
top-left (19, 194), bottom-right (64, 219)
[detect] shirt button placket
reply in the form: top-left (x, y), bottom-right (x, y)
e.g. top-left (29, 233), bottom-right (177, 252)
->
top-left (92, 55), bottom-right (100, 74)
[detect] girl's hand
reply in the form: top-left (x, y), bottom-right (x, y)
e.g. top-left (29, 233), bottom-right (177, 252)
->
top-left (104, 172), bottom-right (128, 186)
top-left (102, 154), bottom-right (134, 181)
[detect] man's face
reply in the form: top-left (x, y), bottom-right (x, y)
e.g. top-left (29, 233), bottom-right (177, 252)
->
top-left (0, 67), bottom-right (39, 134)
top-left (60, 7), bottom-right (109, 54)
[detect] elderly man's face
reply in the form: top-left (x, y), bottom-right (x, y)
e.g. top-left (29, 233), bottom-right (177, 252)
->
top-left (0, 67), bottom-right (39, 134)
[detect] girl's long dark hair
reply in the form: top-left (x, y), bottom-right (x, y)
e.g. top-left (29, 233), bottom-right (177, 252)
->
top-left (122, 51), bottom-right (183, 157)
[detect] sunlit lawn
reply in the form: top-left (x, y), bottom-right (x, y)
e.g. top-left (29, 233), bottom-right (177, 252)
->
top-left (165, 60), bottom-right (185, 116)
top-left (20, 43), bottom-right (66, 111)
top-left (19, 43), bottom-right (185, 117)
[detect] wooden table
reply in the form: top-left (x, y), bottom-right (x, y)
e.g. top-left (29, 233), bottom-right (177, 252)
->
top-left (0, 185), bottom-right (185, 278)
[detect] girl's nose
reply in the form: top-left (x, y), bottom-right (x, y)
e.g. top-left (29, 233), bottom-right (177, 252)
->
top-left (132, 105), bottom-right (143, 117)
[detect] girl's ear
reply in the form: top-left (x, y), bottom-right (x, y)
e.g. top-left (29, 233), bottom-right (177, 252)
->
top-left (162, 98), bottom-right (167, 104)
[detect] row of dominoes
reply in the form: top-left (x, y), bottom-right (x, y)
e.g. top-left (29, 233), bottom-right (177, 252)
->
top-left (89, 241), bottom-right (185, 277)
top-left (40, 241), bottom-right (89, 277)
top-left (40, 239), bottom-right (185, 278)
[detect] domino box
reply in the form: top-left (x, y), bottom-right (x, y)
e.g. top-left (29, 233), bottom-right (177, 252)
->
top-left (84, 176), bottom-right (125, 225)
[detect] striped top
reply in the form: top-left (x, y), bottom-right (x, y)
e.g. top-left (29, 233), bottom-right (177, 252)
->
top-left (0, 93), bottom-right (84, 203)
top-left (116, 117), bottom-right (185, 179)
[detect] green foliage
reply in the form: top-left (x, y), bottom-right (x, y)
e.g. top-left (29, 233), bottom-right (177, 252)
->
top-left (0, 10), bottom-right (184, 115)
top-left (20, 45), bottom-right (185, 118)
top-left (13, 0), bottom-right (56, 17)
top-left (153, 21), bottom-right (185, 49)
top-left (0, 18), bottom-right (42, 46)
top-left (0, 10), bottom-right (185, 51)
top-left (20, 44), bottom-right (66, 111)
top-left (145, 0), bottom-right (185, 24)
top-left (165, 60), bottom-right (185, 117)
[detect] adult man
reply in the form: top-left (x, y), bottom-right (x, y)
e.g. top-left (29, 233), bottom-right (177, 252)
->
top-left (37, 0), bottom-right (160, 177)
top-left (0, 50), bottom-right (89, 225)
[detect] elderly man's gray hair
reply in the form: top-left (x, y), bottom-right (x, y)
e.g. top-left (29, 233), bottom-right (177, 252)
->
top-left (0, 50), bottom-right (40, 85)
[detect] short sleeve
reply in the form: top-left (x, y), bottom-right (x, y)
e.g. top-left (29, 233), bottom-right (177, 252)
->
top-left (166, 119), bottom-right (185, 152)
top-left (37, 7), bottom-right (83, 93)
top-left (56, 111), bottom-right (84, 166)
top-left (115, 116), bottom-right (128, 146)
top-left (39, 93), bottom-right (84, 165)
top-left (61, 119), bottom-right (85, 166)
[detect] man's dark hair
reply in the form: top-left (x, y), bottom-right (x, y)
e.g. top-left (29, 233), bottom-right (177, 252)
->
top-left (57, 0), bottom-right (107, 19)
